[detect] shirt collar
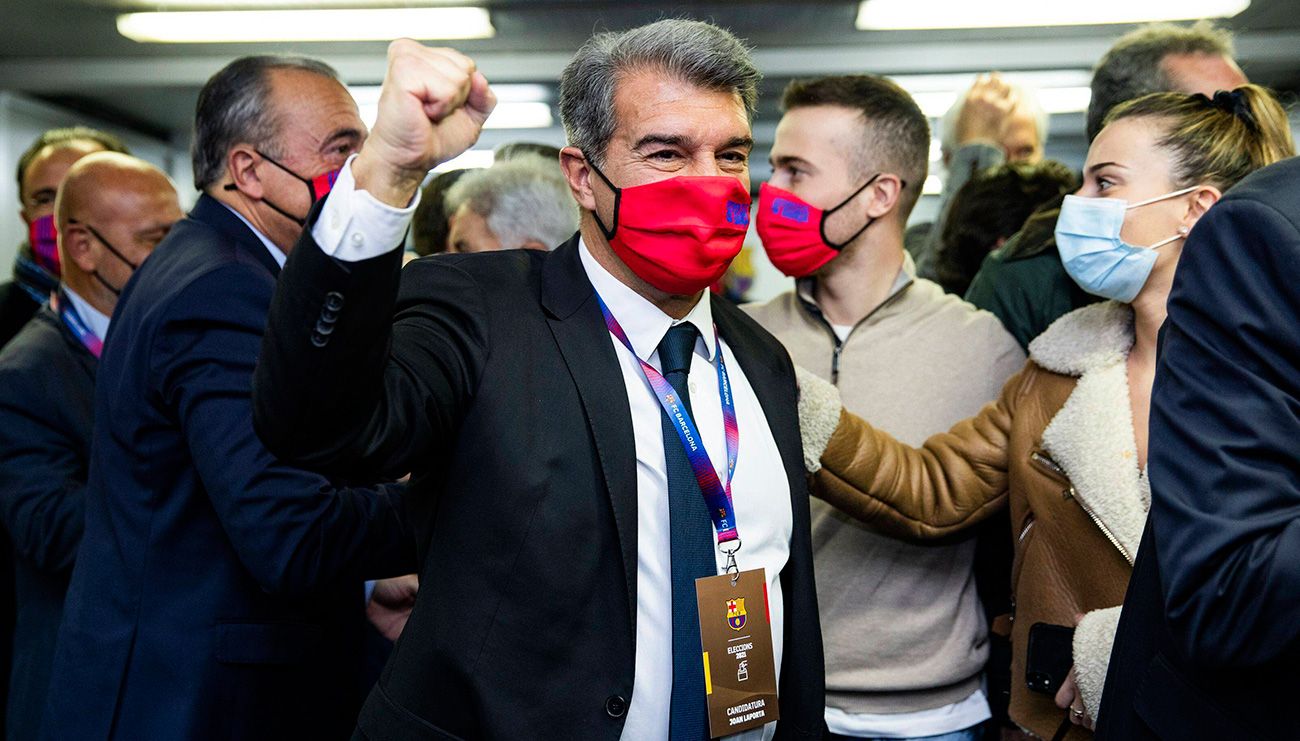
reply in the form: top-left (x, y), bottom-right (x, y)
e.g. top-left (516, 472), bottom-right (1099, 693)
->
top-left (61, 285), bottom-right (111, 341)
top-left (220, 203), bottom-right (287, 268)
top-left (577, 236), bottom-right (717, 365)
top-left (797, 250), bottom-right (916, 308)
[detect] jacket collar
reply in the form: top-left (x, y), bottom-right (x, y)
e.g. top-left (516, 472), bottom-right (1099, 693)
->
top-left (1031, 301), bottom-right (1146, 562)
top-left (1028, 300), bottom-right (1134, 376)
top-left (794, 251), bottom-right (916, 323)
top-left (188, 194), bottom-right (283, 277)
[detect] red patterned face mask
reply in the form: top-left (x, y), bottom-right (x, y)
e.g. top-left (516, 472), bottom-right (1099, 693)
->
top-left (588, 159), bottom-right (751, 295)
top-left (755, 175), bottom-right (888, 278)
top-left (27, 214), bottom-right (60, 276)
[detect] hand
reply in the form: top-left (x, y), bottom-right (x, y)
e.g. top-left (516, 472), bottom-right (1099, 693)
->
top-left (366, 574), bottom-right (419, 641)
top-left (954, 73), bottom-right (1019, 150)
top-left (354, 39), bottom-right (497, 207)
top-left (1054, 665), bottom-right (1095, 731)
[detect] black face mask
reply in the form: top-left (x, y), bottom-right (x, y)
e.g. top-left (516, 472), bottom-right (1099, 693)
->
top-left (71, 219), bottom-right (138, 296)
top-left (224, 150), bottom-right (340, 227)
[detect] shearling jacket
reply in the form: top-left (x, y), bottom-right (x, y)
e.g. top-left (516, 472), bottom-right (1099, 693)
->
top-left (798, 301), bottom-right (1149, 740)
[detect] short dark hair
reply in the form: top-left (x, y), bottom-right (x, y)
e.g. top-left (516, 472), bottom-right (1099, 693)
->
top-left (781, 75), bottom-right (930, 220)
top-left (934, 160), bottom-right (1077, 296)
top-left (410, 168), bottom-right (474, 256)
top-left (192, 54), bottom-right (340, 191)
top-left (16, 126), bottom-right (129, 199)
top-left (1087, 21), bottom-right (1235, 141)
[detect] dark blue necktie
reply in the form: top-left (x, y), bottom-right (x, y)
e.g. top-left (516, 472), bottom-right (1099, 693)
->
top-left (659, 323), bottom-right (714, 740)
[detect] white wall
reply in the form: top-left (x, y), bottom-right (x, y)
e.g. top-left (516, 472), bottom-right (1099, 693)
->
top-left (0, 92), bottom-right (192, 274)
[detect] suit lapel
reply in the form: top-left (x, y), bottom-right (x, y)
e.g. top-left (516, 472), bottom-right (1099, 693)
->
top-left (188, 195), bottom-right (283, 278)
top-left (711, 297), bottom-right (801, 477)
top-left (541, 236), bottom-right (639, 638)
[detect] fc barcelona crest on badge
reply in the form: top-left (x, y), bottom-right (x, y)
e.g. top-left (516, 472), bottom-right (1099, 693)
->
top-left (726, 598), bottom-right (747, 631)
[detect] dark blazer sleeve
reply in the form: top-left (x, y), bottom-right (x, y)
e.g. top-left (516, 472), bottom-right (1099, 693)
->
top-left (0, 369), bottom-right (85, 574)
top-left (253, 231), bottom-right (490, 480)
top-left (158, 261), bottom-right (414, 596)
top-left (1148, 193), bottom-right (1300, 669)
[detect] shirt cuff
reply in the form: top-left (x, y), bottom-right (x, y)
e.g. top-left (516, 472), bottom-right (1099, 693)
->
top-left (311, 153), bottom-right (421, 262)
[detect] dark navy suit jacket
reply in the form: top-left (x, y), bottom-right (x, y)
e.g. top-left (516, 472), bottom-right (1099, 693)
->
top-left (0, 305), bottom-right (95, 740)
top-left (41, 195), bottom-right (414, 741)
top-left (1098, 157), bottom-right (1300, 740)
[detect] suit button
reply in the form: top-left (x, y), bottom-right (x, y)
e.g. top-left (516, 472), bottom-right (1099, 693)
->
top-left (604, 695), bottom-right (627, 718)
top-left (310, 332), bottom-right (329, 348)
top-left (314, 319), bottom-right (335, 336)
top-left (321, 308), bottom-right (339, 322)
top-left (324, 291), bottom-right (345, 312)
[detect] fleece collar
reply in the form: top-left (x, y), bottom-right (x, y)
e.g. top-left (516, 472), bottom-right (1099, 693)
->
top-left (1030, 302), bottom-right (1147, 562)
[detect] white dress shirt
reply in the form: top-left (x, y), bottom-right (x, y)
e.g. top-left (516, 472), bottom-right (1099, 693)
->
top-left (61, 286), bottom-right (110, 341)
top-left (315, 155), bottom-right (793, 739)
top-left (578, 241), bottom-right (791, 741)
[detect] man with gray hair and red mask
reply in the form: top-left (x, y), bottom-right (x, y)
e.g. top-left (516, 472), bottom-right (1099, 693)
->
top-left (253, 20), bottom-right (824, 741)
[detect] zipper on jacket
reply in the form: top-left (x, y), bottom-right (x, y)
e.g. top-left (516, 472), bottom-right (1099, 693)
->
top-left (831, 339), bottom-right (843, 384)
top-left (1029, 451), bottom-right (1132, 564)
top-left (795, 277), bottom-right (912, 386)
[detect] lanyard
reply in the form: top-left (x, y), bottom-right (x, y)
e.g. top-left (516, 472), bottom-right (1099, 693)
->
top-left (596, 295), bottom-right (743, 571)
top-left (50, 290), bottom-right (103, 358)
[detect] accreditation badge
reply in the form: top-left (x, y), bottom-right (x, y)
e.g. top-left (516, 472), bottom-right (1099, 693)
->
top-left (695, 567), bottom-right (779, 737)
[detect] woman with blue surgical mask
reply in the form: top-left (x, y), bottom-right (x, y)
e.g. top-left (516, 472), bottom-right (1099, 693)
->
top-left (791, 84), bottom-right (1294, 740)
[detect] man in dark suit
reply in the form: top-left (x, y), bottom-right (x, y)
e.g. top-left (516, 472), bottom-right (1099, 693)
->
top-left (1096, 157), bottom-right (1300, 740)
top-left (41, 56), bottom-right (416, 741)
top-left (0, 151), bottom-right (182, 741)
top-left (2, 128), bottom-right (130, 350)
top-left (253, 21), bottom-right (824, 741)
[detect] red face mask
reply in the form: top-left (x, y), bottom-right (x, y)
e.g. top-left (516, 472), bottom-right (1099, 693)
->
top-left (589, 161), bottom-right (751, 295)
top-left (27, 214), bottom-right (60, 276)
top-left (755, 175), bottom-right (887, 278)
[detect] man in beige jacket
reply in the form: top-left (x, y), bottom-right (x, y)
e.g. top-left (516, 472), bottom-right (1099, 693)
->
top-left (745, 75), bottom-right (1024, 741)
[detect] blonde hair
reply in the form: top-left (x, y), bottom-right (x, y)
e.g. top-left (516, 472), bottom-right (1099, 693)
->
top-left (1104, 84), bottom-right (1295, 192)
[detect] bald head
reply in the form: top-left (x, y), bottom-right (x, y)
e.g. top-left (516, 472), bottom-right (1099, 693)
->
top-left (55, 152), bottom-right (183, 312)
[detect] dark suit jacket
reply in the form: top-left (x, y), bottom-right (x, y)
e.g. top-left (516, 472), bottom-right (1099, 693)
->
top-left (0, 305), bottom-right (94, 740)
top-left (41, 195), bottom-right (415, 741)
top-left (252, 231), bottom-right (826, 740)
top-left (1097, 157), bottom-right (1300, 741)
top-left (0, 280), bottom-right (41, 351)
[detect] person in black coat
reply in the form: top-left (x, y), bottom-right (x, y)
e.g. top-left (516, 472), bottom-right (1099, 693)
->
top-left (0, 152), bottom-right (182, 741)
top-left (1, 127), bottom-right (130, 350)
top-left (1097, 157), bottom-right (1300, 740)
top-left (253, 24), bottom-right (825, 741)
top-left (40, 57), bottom-right (416, 741)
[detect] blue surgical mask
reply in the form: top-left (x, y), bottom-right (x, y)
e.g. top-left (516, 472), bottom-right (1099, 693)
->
top-left (1055, 187), bottom-right (1197, 303)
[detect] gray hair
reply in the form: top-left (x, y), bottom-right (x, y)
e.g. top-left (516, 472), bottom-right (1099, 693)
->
top-left (192, 54), bottom-right (340, 191)
top-left (445, 155), bottom-right (578, 250)
top-left (559, 19), bottom-right (760, 167)
top-left (1087, 21), bottom-right (1235, 141)
top-left (939, 80), bottom-right (1049, 158)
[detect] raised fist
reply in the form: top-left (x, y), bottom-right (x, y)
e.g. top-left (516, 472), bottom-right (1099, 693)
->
top-left (354, 39), bottom-right (497, 207)
top-left (954, 73), bottom-right (1020, 151)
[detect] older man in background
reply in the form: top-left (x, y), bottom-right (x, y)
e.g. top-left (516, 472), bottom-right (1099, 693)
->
top-left (909, 75), bottom-right (1047, 278)
top-left (41, 54), bottom-right (416, 741)
top-left (0, 152), bottom-right (181, 741)
top-left (2, 128), bottom-right (129, 349)
top-left (444, 154), bottom-right (578, 253)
